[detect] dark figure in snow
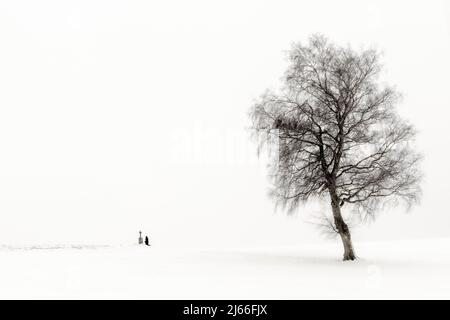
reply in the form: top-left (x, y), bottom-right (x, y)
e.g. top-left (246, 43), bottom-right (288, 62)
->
top-left (145, 236), bottom-right (150, 246)
top-left (138, 231), bottom-right (143, 245)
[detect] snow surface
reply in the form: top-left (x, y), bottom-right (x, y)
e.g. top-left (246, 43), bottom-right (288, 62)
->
top-left (1, 239), bottom-right (450, 299)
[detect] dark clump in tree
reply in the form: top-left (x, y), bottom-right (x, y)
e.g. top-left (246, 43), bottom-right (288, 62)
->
top-left (250, 35), bottom-right (422, 261)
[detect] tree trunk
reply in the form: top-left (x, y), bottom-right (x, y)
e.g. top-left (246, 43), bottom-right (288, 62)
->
top-left (338, 225), bottom-right (356, 261)
top-left (329, 188), bottom-right (356, 261)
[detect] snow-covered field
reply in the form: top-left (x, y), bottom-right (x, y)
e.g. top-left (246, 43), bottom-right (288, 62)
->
top-left (1, 239), bottom-right (450, 299)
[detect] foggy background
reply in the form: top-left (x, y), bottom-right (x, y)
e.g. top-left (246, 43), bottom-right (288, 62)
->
top-left (0, 0), bottom-right (448, 249)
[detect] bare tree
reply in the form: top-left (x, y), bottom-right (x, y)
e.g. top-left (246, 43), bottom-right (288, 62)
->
top-left (250, 35), bottom-right (422, 261)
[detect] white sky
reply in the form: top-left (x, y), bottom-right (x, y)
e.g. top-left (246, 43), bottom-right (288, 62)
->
top-left (0, 0), bottom-right (449, 248)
